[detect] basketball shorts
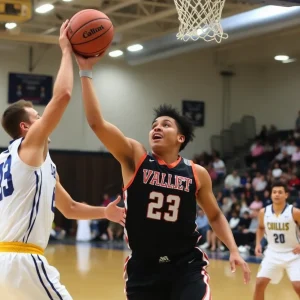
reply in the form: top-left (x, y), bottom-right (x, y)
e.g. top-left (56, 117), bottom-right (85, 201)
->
top-left (257, 248), bottom-right (300, 284)
top-left (124, 246), bottom-right (211, 300)
top-left (0, 253), bottom-right (72, 300)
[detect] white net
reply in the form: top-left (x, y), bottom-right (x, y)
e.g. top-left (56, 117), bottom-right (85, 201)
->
top-left (174, 0), bottom-right (228, 43)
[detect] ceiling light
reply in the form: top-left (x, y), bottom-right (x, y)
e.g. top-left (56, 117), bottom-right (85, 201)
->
top-left (35, 4), bottom-right (54, 14)
top-left (109, 50), bottom-right (123, 57)
top-left (127, 44), bottom-right (143, 52)
top-left (282, 58), bottom-right (297, 64)
top-left (62, 0), bottom-right (72, 2)
top-left (274, 55), bottom-right (289, 61)
top-left (5, 23), bottom-right (17, 30)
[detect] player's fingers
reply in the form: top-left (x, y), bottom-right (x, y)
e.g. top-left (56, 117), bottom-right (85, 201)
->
top-left (60, 20), bottom-right (68, 33)
top-left (63, 21), bottom-right (70, 35)
top-left (112, 196), bottom-right (121, 205)
top-left (230, 260), bottom-right (236, 273)
top-left (243, 262), bottom-right (251, 284)
top-left (63, 19), bottom-right (69, 29)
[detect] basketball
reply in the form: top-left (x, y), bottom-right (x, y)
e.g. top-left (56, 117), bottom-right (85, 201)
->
top-left (67, 9), bottom-right (114, 57)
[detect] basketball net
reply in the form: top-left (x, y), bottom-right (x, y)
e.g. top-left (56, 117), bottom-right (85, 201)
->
top-left (174, 0), bottom-right (228, 43)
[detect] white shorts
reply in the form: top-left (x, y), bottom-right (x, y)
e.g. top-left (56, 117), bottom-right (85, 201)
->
top-left (0, 253), bottom-right (72, 300)
top-left (257, 248), bottom-right (300, 284)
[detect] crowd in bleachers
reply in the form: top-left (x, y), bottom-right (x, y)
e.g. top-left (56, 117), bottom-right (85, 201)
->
top-left (193, 150), bottom-right (226, 184)
top-left (197, 121), bottom-right (300, 254)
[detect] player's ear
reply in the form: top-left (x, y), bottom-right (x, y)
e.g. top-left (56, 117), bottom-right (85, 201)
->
top-left (20, 122), bottom-right (29, 132)
top-left (178, 135), bottom-right (185, 144)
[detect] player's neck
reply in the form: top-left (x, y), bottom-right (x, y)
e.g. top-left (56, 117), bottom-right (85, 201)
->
top-left (272, 202), bottom-right (287, 215)
top-left (152, 151), bottom-right (180, 165)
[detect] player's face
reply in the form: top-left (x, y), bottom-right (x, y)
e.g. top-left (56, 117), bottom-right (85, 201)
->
top-left (149, 116), bottom-right (184, 153)
top-left (20, 107), bottom-right (40, 136)
top-left (271, 187), bottom-right (288, 205)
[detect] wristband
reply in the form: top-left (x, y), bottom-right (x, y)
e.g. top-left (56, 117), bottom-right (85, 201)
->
top-left (79, 70), bottom-right (92, 79)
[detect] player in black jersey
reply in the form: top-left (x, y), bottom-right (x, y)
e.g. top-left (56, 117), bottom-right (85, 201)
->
top-left (75, 55), bottom-right (251, 300)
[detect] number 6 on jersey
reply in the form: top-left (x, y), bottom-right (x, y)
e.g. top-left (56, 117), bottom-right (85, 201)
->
top-left (147, 191), bottom-right (181, 222)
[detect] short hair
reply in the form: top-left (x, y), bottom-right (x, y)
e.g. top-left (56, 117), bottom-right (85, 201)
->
top-left (153, 104), bottom-right (195, 151)
top-left (271, 181), bottom-right (288, 193)
top-left (1, 100), bottom-right (33, 139)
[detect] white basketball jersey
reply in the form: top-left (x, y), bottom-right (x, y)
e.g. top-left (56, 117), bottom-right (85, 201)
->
top-left (0, 138), bottom-right (57, 249)
top-left (264, 204), bottom-right (299, 252)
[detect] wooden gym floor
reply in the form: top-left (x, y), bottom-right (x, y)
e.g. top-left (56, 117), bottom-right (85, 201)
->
top-left (44, 242), bottom-right (298, 300)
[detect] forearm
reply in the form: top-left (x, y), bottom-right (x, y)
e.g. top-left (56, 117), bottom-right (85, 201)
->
top-left (67, 202), bottom-right (106, 220)
top-left (53, 50), bottom-right (73, 97)
top-left (81, 77), bottom-right (104, 126)
top-left (256, 228), bottom-right (264, 246)
top-left (209, 212), bottom-right (238, 252)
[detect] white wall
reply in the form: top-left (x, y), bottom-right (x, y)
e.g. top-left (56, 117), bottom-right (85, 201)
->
top-left (0, 43), bottom-right (266, 158)
top-left (258, 62), bottom-right (300, 131)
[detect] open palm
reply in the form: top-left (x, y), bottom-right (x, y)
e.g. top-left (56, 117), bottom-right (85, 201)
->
top-left (105, 196), bottom-right (126, 227)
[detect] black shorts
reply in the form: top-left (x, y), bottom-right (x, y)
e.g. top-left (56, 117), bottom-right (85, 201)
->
top-left (125, 247), bottom-right (210, 300)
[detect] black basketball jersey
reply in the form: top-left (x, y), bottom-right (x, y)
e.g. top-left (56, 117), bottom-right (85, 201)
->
top-left (123, 152), bottom-right (200, 259)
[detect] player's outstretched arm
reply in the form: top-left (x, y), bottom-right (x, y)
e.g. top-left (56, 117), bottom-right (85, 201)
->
top-left (20, 21), bottom-right (74, 166)
top-left (55, 179), bottom-right (125, 226)
top-left (255, 209), bottom-right (265, 257)
top-left (74, 54), bottom-right (136, 165)
top-left (195, 164), bottom-right (251, 284)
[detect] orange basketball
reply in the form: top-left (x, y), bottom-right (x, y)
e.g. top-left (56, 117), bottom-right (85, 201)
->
top-left (67, 9), bottom-right (114, 57)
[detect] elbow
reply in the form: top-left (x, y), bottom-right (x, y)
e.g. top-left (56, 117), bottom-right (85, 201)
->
top-left (209, 210), bottom-right (223, 224)
top-left (57, 90), bottom-right (72, 103)
top-left (88, 118), bottom-right (104, 131)
top-left (61, 90), bottom-right (72, 102)
top-left (62, 202), bottom-right (76, 219)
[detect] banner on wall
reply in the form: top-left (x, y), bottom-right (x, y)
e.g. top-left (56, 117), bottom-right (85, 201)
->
top-left (8, 72), bottom-right (53, 105)
top-left (182, 100), bottom-right (205, 127)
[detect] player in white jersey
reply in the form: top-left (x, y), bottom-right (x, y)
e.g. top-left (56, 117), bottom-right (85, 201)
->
top-left (254, 182), bottom-right (300, 300)
top-left (0, 21), bottom-right (125, 300)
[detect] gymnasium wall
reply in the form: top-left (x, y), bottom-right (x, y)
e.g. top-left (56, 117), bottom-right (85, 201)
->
top-left (0, 42), bottom-right (269, 158)
top-left (230, 62), bottom-right (300, 132)
top-left (254, 62), bottom-right (300, 131)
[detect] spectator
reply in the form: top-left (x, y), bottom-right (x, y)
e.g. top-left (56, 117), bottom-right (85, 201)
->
top-left (249, 194), bottom-right (263, 211)
top-left (262, 190), bottom-right (272, 207)
top-left (233, 209), bottom-right (259, 253)
top-left (212, 155), bottom-right (226, 179)
top-left (296, 110), bottom-right (300, 130)
top-left (272, 162), bottom-right (283, 178)
top-left (286, 139), bottom-right (297, 156)
top-left (195, 209), bottom-right (209, 242)
top-left (252, 173), bottom-right (267, 193)
top-left (251, 141), bottom-right (264, 158)
top-left (291, 146), bottom-right (300, 162)
top-left (237, 211), bottom-right (251, 232)
top-left (224, 170), bottom-right (241, 193)
top-left (206, 163), bottom-right (218, 182)
top-left (228, 211), bottom-right (240, 231)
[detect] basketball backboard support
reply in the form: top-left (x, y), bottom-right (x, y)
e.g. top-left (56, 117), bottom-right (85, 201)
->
top-left (0, 0), bottom-right (32, 23)
top-left (236, 0), bottom-right (300, 6)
